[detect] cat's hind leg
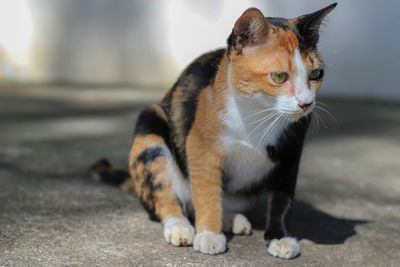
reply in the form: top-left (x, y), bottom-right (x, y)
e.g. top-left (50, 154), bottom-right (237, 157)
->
top-left (129, 105), bottom-right (194, 246)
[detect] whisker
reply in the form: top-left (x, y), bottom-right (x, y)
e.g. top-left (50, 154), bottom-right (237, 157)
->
top-left (245, 111), bottom-right (278, 142)
top-left (315, 111), bottom-right (320, 134)
top-left (310, 111), bottom-right (320, 134)
top-left (315, 101), bottom-right (331, 108)
top-left (253, 115), bottom-right (279, 146)
top-left (242, 107), bottom-right (276, 121)
top-left (315, 105), bottom-right (337, 123)
top-left (314, 110), bottom-right (328, 129)
top-left (267, 113), bottom-right (287, 142)
top-left (256, 113), bottom-right (283, 148)
top-left (246, 112), bottom-right (278, 126)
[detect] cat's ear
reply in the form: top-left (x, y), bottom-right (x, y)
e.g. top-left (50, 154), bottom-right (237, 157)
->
top-left (230, 8), bottom-right (269, 54)
top-left (292, 3), bottom-right (337, 50)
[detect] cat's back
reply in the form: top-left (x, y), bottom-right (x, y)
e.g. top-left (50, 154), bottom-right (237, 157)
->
top-left (161, 48), bottom-right (225, 110)
top-left (160, 49), bottom-right (226, 154)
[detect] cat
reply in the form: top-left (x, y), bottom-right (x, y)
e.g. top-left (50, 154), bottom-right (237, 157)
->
top-left (90, 3), bottom-right (336, 259)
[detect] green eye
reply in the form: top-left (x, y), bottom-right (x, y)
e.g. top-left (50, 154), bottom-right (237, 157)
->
top-left (309, 69), bottom-right (324, 80)
top-left (270, 72), bottom-right (288, 84)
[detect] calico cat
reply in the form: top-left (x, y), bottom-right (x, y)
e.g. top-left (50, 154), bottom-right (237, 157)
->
top-left (91, 3), bottom-right (336, 259)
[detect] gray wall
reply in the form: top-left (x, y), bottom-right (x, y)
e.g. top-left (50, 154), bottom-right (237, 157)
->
top-left (0, 0), bottom-right (399, 100)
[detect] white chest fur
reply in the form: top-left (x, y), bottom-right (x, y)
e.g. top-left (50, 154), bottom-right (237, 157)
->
top-left (220, 93), bottom-right (288, 193)
top-left (222, 139), bottom-right (272, 193)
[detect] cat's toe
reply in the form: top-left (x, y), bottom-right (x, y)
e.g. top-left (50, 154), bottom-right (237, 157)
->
top-left (163, 217), bottom-right (195, 246)
top-left (267, 237), bottom-right (300, 259)
top-left (193, 232), bottom-right (226, 255)
top-left (232, 214), bottom-right (252, 235)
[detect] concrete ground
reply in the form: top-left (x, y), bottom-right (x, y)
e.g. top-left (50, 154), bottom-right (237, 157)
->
top-left (0, 86), bottom-right (399, 266)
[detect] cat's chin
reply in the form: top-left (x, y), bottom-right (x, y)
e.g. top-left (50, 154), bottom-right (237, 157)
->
top-left (284, 114), bottom-right (305, 122)
top-left (284, 109), bottom-right (313, 122)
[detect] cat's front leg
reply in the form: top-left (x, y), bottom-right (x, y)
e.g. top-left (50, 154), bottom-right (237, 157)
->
top-left (264, 191), bottom-right (300, 259)
top-left (187, 132), bottom-right (226, 255)
top-left (190, 160), bottom-right (226, 255)
top-left (264, 132), bottom-right (307, 259)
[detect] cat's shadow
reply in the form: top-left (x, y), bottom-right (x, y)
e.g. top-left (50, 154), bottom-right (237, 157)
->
top-left (243, 199), bottom-right (368, 245)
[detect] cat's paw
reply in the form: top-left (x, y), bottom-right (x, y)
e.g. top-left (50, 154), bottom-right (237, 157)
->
top-left (232, 214), bottom-right (252, 235)
top-left (163, 217), bottom-right (195, 246)
top-left (267, 237), bottom-right (300, 259)
top-left (193, 232), bottom-right (226, 255)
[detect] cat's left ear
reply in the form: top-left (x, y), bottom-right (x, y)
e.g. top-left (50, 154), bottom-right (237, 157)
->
top-left (292, 3), bottom-right (337, 50)
top-left (229, 8), bottom-right (269, 54)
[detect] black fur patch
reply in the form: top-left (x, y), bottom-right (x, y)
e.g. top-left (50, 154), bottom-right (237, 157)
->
top-left (134, 108), bottom-right (171, 144)
top-left (296, 3), bottom-right (337, 51)
top-left (137, 169), bottom-right (164, 222)
top-left (133, 105), bottom-right (189, 179)
top-left (266, 17), bottom-right (290, 31)
top-left (176, 49), bottom-right (224, 137)
top-left (226, 31), bottom-right (235, 57)
top-left (136, 146), bottom-right (164, 165)
top-left (266, 115), bottom-right (310, 196)
top-left (264, 192), bottom-right (291, 241)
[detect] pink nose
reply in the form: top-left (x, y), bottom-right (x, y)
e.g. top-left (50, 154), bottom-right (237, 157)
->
top-left (298, 102), bottom-right (313, 112)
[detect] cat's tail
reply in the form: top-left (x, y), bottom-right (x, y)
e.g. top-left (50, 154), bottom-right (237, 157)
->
top-left (89, 158), bottom-right (134, 192)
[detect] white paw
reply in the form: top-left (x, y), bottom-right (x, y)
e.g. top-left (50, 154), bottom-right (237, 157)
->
top-left (267, 237), bottom-right (300, 259)
top-left (232, 214), bottom-right (252, 235)
top-left (163, 217), bottom-right (195, 246)
top-left (193, 232), bottom-right (226, 255)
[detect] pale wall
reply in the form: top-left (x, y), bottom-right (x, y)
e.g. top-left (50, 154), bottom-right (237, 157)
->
top-left (0, 0), bottom-right (399, 101)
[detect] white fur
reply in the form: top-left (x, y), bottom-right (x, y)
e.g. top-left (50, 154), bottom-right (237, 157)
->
top-left (163, 148), bottom-right (193, 214)
top-left (193, 231), bottom-right (226, 255)
top-left (294, 49), bottom-right (315, 107)
top-left (225, 64), bottom-right (288, 148)
top-left (163, 217), bottom-right (195, 246)
top-left (220, 84), bottom-right (287, 195)
top-left (276, 49), bottom-right (315, 119)
top-left (231, 214), bottom-right (252, 235)
top-left (220, 49), bottom-right (320, 198)
top-left (222, 134), bottom-right (273, 193)
top-left (267, 237), bottom-right (300, 259)
top-left (222, 213), bottom-right (251, 234)
top-left (273, 49), bottom-right (317, 122)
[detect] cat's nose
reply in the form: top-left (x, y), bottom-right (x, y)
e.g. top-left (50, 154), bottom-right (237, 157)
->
top-left (298, 102), bottom-right (313, 112)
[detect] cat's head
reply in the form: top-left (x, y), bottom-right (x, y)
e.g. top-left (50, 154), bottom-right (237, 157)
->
top-left (227, 3), bottom-right (336, 121)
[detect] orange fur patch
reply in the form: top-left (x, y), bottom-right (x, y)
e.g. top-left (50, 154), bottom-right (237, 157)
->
top-left (186, 86), bottom-right (225, 233)
top-left (229, 25), bottom-right (326, 97)
top-left (129, 133), bottom-right (184, 222)
top-left (229, 29), bottom-right (300, 97)
top-left (151, 157), bottom-right (184, 221)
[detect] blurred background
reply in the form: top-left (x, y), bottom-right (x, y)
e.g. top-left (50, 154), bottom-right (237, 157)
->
top-left (0, 0), bottom-right (399, 100)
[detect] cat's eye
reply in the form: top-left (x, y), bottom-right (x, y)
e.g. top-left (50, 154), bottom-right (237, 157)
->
top-left (309, 69), bottom-right (324, 81)
top-left (270, 72), bottom-right (288, 84)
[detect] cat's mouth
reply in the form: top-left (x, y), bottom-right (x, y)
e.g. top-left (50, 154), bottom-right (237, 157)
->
top-left (280, 105), bottom-right (314, 121)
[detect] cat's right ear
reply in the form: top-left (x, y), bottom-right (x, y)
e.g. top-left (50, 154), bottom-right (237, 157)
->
top-left (229, 8), bottom-right (269, 55)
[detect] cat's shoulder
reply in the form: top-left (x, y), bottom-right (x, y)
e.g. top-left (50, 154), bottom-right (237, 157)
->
top-left (161, 49), bottom-right (226, 113)
top-left (174, 49), bottom-right (225, 90)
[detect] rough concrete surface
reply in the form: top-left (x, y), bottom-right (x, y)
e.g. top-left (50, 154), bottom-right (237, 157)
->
top-left (0, 86), bottom-right (399, 266)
